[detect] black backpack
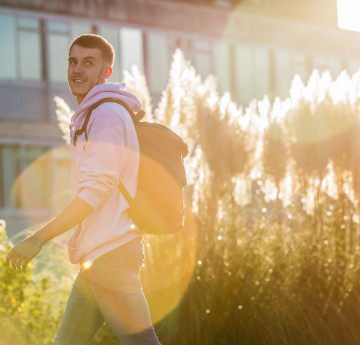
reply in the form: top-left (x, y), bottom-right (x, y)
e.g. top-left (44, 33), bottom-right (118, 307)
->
top-left (73, 97), bottom-right (189, 235)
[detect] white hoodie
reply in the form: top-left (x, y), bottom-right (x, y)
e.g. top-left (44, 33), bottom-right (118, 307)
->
top-left (68, 83), bottom-right (142, 265)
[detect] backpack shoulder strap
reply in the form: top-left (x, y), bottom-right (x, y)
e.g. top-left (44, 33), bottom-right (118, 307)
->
top-left (92, 97), bottom-right (141, 124)
top-left (73, 99), bottom-right (112, 147)
top-left (73, 97), bottom-right (141, 204)
top-left (118, 180), bottom-right (134, 206)
top-left (73, 97), bottom-right (142, 147)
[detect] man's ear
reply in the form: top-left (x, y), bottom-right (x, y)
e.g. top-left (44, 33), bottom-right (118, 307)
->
top-left (104, 67), bottom-right (112, 79)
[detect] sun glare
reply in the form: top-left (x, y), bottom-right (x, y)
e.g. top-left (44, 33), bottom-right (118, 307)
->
top-left (81, 260), bottom-right (93, 270)
top-left (337, 0), bottom-right (360, 32)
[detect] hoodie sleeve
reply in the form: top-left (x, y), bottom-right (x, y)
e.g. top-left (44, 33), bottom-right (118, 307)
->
top-left (76, 109), bottom-right (128, 210)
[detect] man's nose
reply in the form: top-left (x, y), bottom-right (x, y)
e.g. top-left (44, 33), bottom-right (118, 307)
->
top-left (74, 63), bottom-right (84, 73)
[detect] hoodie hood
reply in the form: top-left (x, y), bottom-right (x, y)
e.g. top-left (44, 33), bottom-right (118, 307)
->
top-left (70, 83), bottom-right (142, 129)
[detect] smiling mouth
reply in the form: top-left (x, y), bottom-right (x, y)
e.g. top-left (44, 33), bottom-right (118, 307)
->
top-left (72, 77), bottom-right (87, 83)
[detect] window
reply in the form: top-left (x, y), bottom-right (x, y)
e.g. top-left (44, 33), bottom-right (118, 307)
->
top-left (0, 13), bottom-right (41, 81)
top-left (47, 21), bottom-right (92, 83)
top-left (169, 36), bottom-right (193, 59)
top-left (0, 145), bottom-right (49, 210)
top-left (150, 35), bottom-right (214, 93)
top-left (18, 18), bottom-right (42, 80)
top-left (98, 25), bottom-right (144, 82)
top-left (0, 13), bottom-right (93, 83)
top-left (147, 32), bottom-right (170, 93)
top-left (99, 25), bottom-right (121, 82)
top-left (191, 40), bottom-right (213, 80)
top-left (71, 23), bottom-right (92, 40)
top-left (274, 50), bottom-right (308, 99)
top-left (120, 27), bottom-right (144, 74)
top-left (1, 146), bottom-right (19, 209)
top-left (311, 55), bottom-right (344, 79)
top-left (20, 147), bottom-right (50, 210)
top-left (48, 21), bottom-right (71, 83)
top-left (253, 46), bottom-right (270, 100)
top-left (0, 13), bottom-right (16, 80)
top-left (168, 36), bottom-right (214, 80)
top-left (49, 147), bottom-right (71, 212)
top-left (214, 41), bottom-right (231, 94)
top-left (233, 43), bottom-right (270, 105)
top-left (235, 43), bottom-right (255, 104)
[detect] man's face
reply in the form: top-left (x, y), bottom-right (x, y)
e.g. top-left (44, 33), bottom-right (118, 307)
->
top-left (68, 45), bottom-right (112, 104)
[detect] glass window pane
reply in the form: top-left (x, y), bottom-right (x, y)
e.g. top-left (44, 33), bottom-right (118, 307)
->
top-left (274, 50), bottom-right (308, 97)
top-left (292, 53), bottom-right (308, 83)
top-left (147, 32), bottom-right (169, 93)
top-left (0, 13), bottom-right (16, 80)
top-left (48, 21), bottom-right (69, 33)
top-left (19, 147), bottom-right (49, 209)
top-left (234, 43), bottom-right (253, 105)
top-left (99, 26), bottom-right (121, 82)
top-left (22, 147), bottom-right (44, 166)
top-left (48, 34), bottom-right (69, 82)
top-left (194, 51), bottom-right (212, 79)
top-left (312, 56), bottom-right (327, 73)
top-left (71, 23), bottom-right (92, 40)
top-left (214, 41), bottom-right (231, 94)
top-left (51, 148), bottom-right (71, 211)
top-left (254, 46), bottom-right (269, 100)
top-left (19, 31), bottom-right (41, 80)
top-left (120, 27), bottom-right (144, 73)
top-left (193, 40), bottom-right (211, 51)
top-left (18, 17), bottom-right (39, 29)
top-left (312, 55), bottom-right (342, 79)
top-left (193, 47), bottom-right (213, 79)
top-left (274, 50), bottom-right (292, 99)
top-left (2, 146), bottom-right (20, 209)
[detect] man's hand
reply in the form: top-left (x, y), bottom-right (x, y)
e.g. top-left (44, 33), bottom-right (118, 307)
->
top-left (6, 236), bottom-right (42, 269)
top-left (5, 197), bottom-right (94, 270)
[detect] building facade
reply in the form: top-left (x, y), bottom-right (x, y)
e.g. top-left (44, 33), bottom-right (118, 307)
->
top-left (1, 0), bottom-right (360, 236)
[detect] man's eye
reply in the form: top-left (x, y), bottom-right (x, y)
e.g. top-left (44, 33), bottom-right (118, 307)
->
top-left (85, 61), bottom-right (93, 65)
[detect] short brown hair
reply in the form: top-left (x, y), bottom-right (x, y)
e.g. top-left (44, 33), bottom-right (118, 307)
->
top-left (69, 34), bottom-right (115, 67)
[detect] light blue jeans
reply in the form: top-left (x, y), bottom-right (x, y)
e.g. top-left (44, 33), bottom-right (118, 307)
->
top-left (54, 238), bottom-right (161, 345)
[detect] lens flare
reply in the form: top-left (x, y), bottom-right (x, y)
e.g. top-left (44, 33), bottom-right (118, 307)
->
top-left (81, 260), bottom-right (93, 271)
top-left (7, 142), bottom-right (198, 326)
top-left (9, 145), bottom-right (71, 223)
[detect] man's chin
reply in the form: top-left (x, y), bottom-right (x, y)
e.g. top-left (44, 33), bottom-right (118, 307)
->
top-left (69, 87), bottom-right (87, 97)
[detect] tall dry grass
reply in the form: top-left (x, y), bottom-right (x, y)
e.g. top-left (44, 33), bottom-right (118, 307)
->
top-left (145, 53), bottom-right (360, 345)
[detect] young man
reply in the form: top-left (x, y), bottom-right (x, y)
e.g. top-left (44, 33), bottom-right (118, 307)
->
top-left (6, 34), bottom-right (162, 345)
